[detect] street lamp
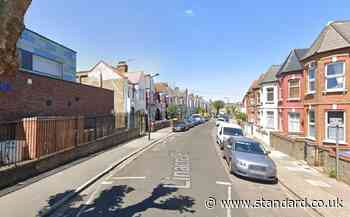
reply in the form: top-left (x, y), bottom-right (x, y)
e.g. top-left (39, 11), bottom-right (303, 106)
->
top-left (147, 73), bottom-right (160, 141)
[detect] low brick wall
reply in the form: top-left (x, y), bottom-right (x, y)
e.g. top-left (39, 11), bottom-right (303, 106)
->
top-left (270, 132), bottom-right (305, 160)
top-left (323, 153), bottom-right (350, 185)
top-left (0, 128), bottom-right (140, 190)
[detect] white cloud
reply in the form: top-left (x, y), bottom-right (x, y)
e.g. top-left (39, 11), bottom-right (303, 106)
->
top-left (184, 9), bottom-right (194, 16)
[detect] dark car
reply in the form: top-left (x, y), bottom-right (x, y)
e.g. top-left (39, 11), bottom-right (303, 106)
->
top-left (173, 121), bottom-right (187, 132)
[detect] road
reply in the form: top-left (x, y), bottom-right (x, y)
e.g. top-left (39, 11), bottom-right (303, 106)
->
top-left (48, 121), bottom-right (313, 217)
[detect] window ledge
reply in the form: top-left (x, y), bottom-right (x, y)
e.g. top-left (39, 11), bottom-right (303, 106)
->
top-left (322, 89), bottom-right (348, 94)
top-left (305, 92), bottom-right (315, 96)
top-left (287, 98), bottom-right (301, 101)
top-left (322, 140), bottom-right (347, 145)
top-left (306, 137), bottom-right (316, 141)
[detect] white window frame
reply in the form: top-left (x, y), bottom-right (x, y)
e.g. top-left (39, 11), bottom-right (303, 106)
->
top-left (308, 109), bottom-right (316, 140)
top-left (288, 79), bottom-right (300, 100)
top-left (325, 62), bottom-right (346, 92)
top-left (307, 63), bottom-right (316, 94)
top-left (266, 87), bottom-right (274, 103)
top-left (288, 112), bottom-right (300, 133)
top-left (266, 111), bottom-right (275, 129)
top-left (324, 110), bottom-right (346, 143)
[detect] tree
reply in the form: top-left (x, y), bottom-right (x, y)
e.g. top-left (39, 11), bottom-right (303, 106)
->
top-left (235, 111), bottom-right (247, 125)
top-left (211, 100), bottom-right (225, 115)
top-left (0, 0), bottom-right (32, 75)
top-left (166, 104), bottom-right (178, 119)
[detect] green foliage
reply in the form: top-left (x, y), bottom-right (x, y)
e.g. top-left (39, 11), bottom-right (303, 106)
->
top-left (329, 169), bottom-right (336, 178)
top-left (212, 100), bottom-right (225, 115)
top-left (234, 110), bottom-right (247, 125)
top-left (167, 104), bottom-right (178, 119)
top-left (195, 107), bottom-right (205, 115)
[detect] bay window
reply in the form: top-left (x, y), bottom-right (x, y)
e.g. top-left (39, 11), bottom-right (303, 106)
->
top-left (326, 111), bottom-right (345, 142)
top-left (266, 88), bottom-right (274, 103)
top-left (325, 62), bottom-right (345, 91)
top-left (288, 79), bottom-right (300, 99)
top-left (266, 111), bottom-right (274, 129)
top-left (308, 64), bottom-right (316, 93)
top-left (308, 110), bottom-right (316, 138)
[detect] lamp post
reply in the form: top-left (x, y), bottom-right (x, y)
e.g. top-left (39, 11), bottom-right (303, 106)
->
top-left (147, 73), bottom-right (159, 141)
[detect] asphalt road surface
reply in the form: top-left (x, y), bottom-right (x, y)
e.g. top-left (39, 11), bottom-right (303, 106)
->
top-left (48, 121), bottom-right (313, 217)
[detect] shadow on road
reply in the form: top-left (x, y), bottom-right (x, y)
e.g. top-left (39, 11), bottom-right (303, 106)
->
top-left (39, 184), bottom-right (196, 217)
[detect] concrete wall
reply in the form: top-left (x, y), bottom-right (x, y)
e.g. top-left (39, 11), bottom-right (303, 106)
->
top-left (0, 128), bottom-right (140, 190)
top-left (0, 71), bottom-right (114, 121)
top-left (270, 132), bottom-right (305, 160)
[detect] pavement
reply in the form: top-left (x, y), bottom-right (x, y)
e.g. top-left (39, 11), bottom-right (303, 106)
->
top-left (270, 150), bottom-right (350, 217)
top-left (47, 121), bottom-right (312, 217)
top-left (0, 127), bottom-right (172, 217)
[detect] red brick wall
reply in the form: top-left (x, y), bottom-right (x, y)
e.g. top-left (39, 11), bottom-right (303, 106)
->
top-left (278, 72), bottom-right (305, 135)
top-left (303, 49), bottom-right (350, 147)
top-left (0, 71), bottom-right (114, 121)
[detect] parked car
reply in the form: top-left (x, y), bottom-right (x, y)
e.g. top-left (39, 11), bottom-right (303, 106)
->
top-left (222, 136), bottom-right (277, 183)
top-left (216, 122), bottom-right (243, 149)
top-left (172, 121), bottom-right (187, 132)
top-left (215, 117), bottom-right (226, 126)
top-left (186, 118), bottom-right (195, 128)
top-left (191, 114), bottom-right (202, 125)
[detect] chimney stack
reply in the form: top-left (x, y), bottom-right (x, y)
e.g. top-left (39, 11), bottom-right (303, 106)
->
top-left (116, 61), bottom-right (128, 74)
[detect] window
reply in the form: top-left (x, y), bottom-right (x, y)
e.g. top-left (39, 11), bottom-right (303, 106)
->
top-left (325, 62), bottom-right (345, 91)
top-left (288, 112), bottom-right (300, 132)
top-left (33, 55), bottom-right (63, 78)
top-left (308, 110), bottom-right (316, 138)
top-left (266, 88), bottom-right (274, 102)
top-left (266, 111), bottom-right (274, 129)
top-left (288, 79), bottom-right (300, 99)
top-left (308, 64), bottom-right (316, 93)
top-left (326, 111), bottom-right (345, 142)
top-left (19, 49), bottom-right (33, 71)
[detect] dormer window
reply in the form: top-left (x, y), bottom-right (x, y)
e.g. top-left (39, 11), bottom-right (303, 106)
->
top-left (325, 62), bottom-right (345, 91)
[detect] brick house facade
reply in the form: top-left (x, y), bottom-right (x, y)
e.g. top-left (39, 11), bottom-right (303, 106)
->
top-left (277, 49), bottom-right (308, 135)
top-left (302, 21), bottom-right (350, 148)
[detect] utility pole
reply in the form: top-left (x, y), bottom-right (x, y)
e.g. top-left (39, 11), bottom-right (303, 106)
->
top-left (147, 73), bottom-right (160, 141)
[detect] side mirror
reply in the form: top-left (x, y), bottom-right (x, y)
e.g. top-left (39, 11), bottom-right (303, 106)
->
top-left (226, 144), bottom-right (232, 149)
top-left (266, 150), bottom-right (271, 155)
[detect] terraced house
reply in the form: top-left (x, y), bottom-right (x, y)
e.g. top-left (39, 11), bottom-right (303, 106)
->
top-left (277, 49), bottom-right (308, 135)
top-left (302, 20), bottom-right (350, 148)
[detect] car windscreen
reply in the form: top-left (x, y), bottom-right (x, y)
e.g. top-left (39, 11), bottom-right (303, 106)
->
top-left (234, 142), bottom-right (265, 155)
top-left (223, 127), bottom-right (243, 136)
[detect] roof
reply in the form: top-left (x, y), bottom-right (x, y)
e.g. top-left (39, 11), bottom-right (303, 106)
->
top-left (277, 49), bottom-right (308, 75)
top-left (259, 65), bottom-right (281, 84)
top-left (127, 71), bottom-right (144, 84)
top-left (77, 61), bottom-right (127, 79)
top-left (303, 20), bottom-right (350, 60)
top-left (155, 82), bottom-right (169, 92)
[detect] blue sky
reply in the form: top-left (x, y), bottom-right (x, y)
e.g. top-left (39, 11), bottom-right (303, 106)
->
top-left (24, 0), bottom-right (350, 102)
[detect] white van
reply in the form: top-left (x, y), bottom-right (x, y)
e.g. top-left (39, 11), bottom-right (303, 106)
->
top-left (216, 122), bottom-right (243, 149)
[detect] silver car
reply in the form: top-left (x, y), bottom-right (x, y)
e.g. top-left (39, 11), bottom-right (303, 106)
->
top-left (222, 136), bottom-right (277, 183)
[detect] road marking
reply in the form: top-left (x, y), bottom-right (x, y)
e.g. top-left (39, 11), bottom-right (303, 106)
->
top-left (163, 180), bottom-right (191, 189)
top-left (227, 185), bottom-right (232, 217)
top-left (101, 181), bottom-right (113, 185)
top-left (216, 181), bottom-right (232, 186)
top-left (111, 176), bottom-right (146, 180)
